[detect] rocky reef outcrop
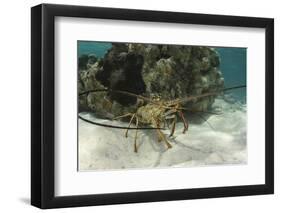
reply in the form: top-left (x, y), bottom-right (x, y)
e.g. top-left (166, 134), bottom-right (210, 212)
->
top-left (78, 43), bottom-right (224, 118)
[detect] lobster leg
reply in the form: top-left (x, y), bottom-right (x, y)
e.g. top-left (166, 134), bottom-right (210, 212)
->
top-left (152, 119), bottom-right (162, 143)
top-left (125, 113), bottom-right (136, 137)
top-left (163, 109), bottom-right (177, 117)
top-left (112, 113), bottom-right (133, 120)
top-left (154, 119), bottom-right (172, 149)
top-left (134, 117), bottom-right (139, 153)
top-left (169, 114), bottom-right (177, 137)
top-left (156, 128), bottom-right (162, 143)
top-left (157, 129), bottom-right (172, 149)
top-left (113, 112), bottom-right (136, 137)
top-left (178, 111), bottom-right (188, 133)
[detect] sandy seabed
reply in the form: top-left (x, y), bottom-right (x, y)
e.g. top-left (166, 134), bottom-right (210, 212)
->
top-left (78, 98), bottom-right (247, 171)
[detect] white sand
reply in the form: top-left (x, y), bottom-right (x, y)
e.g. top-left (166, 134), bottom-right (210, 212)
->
top-left (78, 98), bottom-right (247, 171)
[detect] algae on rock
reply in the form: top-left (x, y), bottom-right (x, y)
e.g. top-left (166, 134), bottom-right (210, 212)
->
top-left (78, 43), bottom-right (224, 118)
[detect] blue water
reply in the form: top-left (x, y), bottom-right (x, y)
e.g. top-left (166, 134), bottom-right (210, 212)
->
top-left (78, 41), bottom-right (112, 58)
top-left (216, 47), bottom-right (246, 101)
top-left (78, 42), bottom-right (246, 101)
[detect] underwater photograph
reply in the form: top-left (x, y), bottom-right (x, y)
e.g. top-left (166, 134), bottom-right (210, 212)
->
top-left (77, 41), bottom-right (247, 171)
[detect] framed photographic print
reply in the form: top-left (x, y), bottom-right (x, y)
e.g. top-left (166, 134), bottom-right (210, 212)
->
top-left (31, 3), bottom-right (274, 209)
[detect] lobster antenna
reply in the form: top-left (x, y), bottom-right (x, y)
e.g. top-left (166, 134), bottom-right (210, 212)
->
top-left (178, 84), bottom-right (246, 104)
top-left (194, 113), bottom-right (215, 130)
top-left (223, 84), bottom-right (246, 92)
top-left (79, 88), bottom-right (157, 104)
top-left (78, 115), bottom-right (164, 130)
top-left (79, 85), bottom-right (246, 104)
top-left (78, 85), bottom-right (243, 130)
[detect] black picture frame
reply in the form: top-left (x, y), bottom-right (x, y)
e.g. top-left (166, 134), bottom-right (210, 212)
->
top-left (31, 3), bottom-right (274, 209)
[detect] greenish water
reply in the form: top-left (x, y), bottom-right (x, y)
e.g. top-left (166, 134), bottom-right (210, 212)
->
top-left (78, 41), bottom-right (246, 102)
